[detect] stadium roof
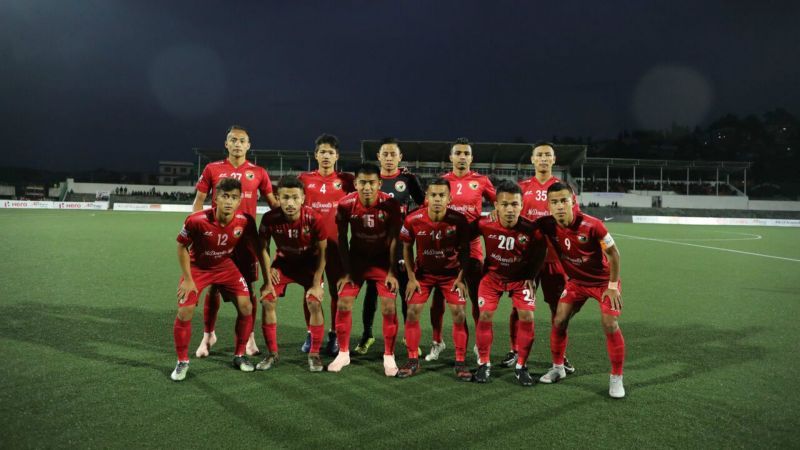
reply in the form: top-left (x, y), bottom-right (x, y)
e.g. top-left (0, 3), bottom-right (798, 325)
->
top-left (360, 141), bottom-right (587, 167)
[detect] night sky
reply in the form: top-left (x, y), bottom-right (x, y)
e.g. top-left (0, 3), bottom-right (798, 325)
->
top-left (2, 0), bottom-right (799, 172)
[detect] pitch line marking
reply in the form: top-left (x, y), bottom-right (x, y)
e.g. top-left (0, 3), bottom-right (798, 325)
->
top-left (614, 233), bottom-right (800, 263)
top-left (660, 231), bottom-right (763, 242)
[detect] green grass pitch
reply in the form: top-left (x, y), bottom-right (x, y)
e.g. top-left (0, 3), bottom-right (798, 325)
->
top-left (1, 210), bottom-right (799, 448)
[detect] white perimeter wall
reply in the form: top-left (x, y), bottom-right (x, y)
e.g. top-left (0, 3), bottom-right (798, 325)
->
top-left (580, 192), bottom-right (800, 211)
top-left (66, 179), bottom-right (195, 194)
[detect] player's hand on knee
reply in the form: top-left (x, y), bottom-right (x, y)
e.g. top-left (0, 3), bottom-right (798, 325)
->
top-left (336, 274), bottom-right (352, 295)
top-left (385, 273), bottom-right (399, 294)
top-left (453, 278), bottom-right (467, 299)
top-left (269, 268), bottom-right (281, 285)
top-left (177, 279), bottom-right (197, 304)
top-left (306, 285), bottom-right (324, 303)
top-left (603, 287), bottom-right (622, 311)
top-left (405, 279), bottom-right (421, 302)
top-left (260, 282), bottom-right (275, 301)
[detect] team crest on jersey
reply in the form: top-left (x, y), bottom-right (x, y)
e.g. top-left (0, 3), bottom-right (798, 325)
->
top-left (469, 181), bottom-right (479, 190)
top-left (377, 212), bottom-right (386, 221)
top-left (395, 181), bottom-right (407, 192)
top-left (560, 289), bottom-right (568, 299)
top-left (478, 297), bottom-right (486, 307)
top-left (445, 227), bottom-right (456, 236)
top-left (578, 234), bottom-right (588, 243)
top-left (333, 181), bottom-right (342, 190)
top-left (233, 227), bottom-right (243, 238)
top-left (518, 234), bottom-right (528, 244)
top-left (302, 226), bottom-right (311, 236)
top-left (245, 171), bottom-right (255, 180)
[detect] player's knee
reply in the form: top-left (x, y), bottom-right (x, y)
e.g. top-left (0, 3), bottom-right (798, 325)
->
top-left (380, 301), bottom-right (396, 315)
top-left (338, 297), bottom-right (354, 311)
top-left (176, 306), bottom-right (195, 321)
top-left (553, 316), bottom-right (569, 330)
top-left (262, 300), bottom-right (276, 311)
top-left (601, 315), bottom-right (618, 333)
top-left (479, 310), bottom-right (494, 322)
top-left (306, 300), bottom-right (321, 313)
top-left (451, 309), bottom-right (466, 324)
top-left (518, 310), bottom-right (535, 322)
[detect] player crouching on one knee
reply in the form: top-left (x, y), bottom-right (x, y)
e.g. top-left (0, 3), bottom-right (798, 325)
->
top-left (257, 176), bottom-right (328, 372)
top-left (171, 178), bottom-right (275, 381)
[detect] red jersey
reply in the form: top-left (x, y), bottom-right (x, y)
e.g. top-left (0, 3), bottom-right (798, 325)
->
top-left (442, 171), bottom-right (497, 223)
top-left (336, 191), bottom-right (401, 266)
top-left (298, 170), bottom-right (355, 239)
top-left (258, 206), bottom-right (327, 270)
top-left (519, 175), bottom-right (579, 264)
top-left (400, 208), bottom-right (471, 276)
top-left (177, 209), bottom-right (257, 270)
top-left (196, 159), bottom-right (273, 218)
top-left (536, 212), bottom-right (615, 287)
top-left (478, 216), bottom-right (545, 283)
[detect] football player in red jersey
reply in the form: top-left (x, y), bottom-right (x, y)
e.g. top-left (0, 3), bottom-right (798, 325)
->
top-left (258, 177), bottom-right (328, 372)
top-left (357, 138), bottom-right (426, 356)
top-left (193, 125), bottom-right (279, 359)
top-left (328, 163), bottom-right (402, 376)
top-left (472, 181), bottom-right (547, 386)
top-left (171, 178), bottom-right (274, 382)
top-left (396, 178), bottom-right (472, 380)
top-left (426, 137), bottom-right (497, 363)
top-left (536, 182), bottom-right (626, 398)
top-left (297, 134), bottom-right (355, 356)
top-left (501, 142), bottom-right (579, 372)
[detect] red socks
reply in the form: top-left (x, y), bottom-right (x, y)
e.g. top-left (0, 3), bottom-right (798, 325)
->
top-left (173, 317), bottom-right (192, 361)
top-left (261, 323), bottom-right (278, 354)
top-left (550, 324), bottom-right (568, 366)
top-left (203, 292), bottom-right (220, 333)
top-left (476, 320), bottom-right (493, 364)
top-left (234, 313), bottom-right (253, 356)
top-left (335, 309), bottom-right (352, 352)
top-left (405, 320), bottom-right (420, 358)
top-left (309, 324), bottom-right (324, 354)
top-left (514, 319), bottom-right (535, 366)
top-left (605, 328), bottom-right (626, 375)
top-left (452, 321), bottom-right (468, 362)
top-left (382, 313), bottom-right (398, 355)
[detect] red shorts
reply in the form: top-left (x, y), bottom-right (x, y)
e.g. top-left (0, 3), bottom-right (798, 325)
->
top-left (477, 274), bottom-right (536, 312)
top-left (339, 265), bottom-right (395, 299)
top-left (408, 273), bottom-right (466, 306)
top-left (469, 237), bottom-right (484, 260)
top-left (536, 262), bottom-right (567, 306)
top-left (264, 266), bottom-right (321, 303)
top-left (179, 263), bottom-right (250, 307)
top-left (233, 242), bottom-right (259, 283)
top-left (560, 280), bottom-right (622, 317)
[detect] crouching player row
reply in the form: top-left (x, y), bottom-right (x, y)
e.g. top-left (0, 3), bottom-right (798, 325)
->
top-left (171, 178), bottom-right (274, 381)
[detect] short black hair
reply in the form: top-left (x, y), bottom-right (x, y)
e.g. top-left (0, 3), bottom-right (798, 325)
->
top-left (380, 137), bottom-right (399, 146)
top-left (226, 124), bottom-right (248, 135)
top-left (532, 141), bottom-right (556, 152)
top-left (356, 162), bottom-right (380, 177)
top-left (547, 181), bottom-right (574, 195)
top-left (451, 137), bottom-right (471, 155)
top-left (315, 133), bottom-right (339, 152)
top-left (427, 177), bottom-right (450, 191)
top-left (216, 177), bottom-right (242, 193)
top-left (278, 176), bottom-right (304, 191)
top-left (496, 180), bottom-right (522, 196)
